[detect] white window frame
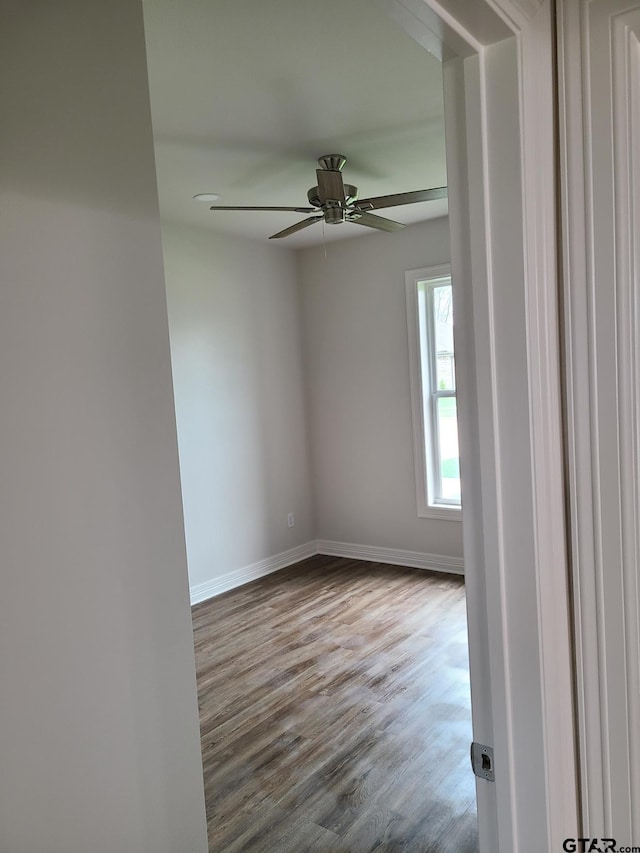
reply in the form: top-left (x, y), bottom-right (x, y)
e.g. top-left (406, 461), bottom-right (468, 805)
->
top-left (406, 263), bottom-right (462, 521)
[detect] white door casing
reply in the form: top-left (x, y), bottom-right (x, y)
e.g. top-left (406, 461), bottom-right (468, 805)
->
top-left (379, 0), bottom-right (579, 849)
top-left (559, 0), bottom-right (640, 842)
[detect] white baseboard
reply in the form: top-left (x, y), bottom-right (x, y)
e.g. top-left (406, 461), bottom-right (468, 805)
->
top-left (189, 540), bottom-right (317, 605)
top-left (316, 539), bottom-right (464, 576)
top-left (190, 539), bottom-right (464, 605)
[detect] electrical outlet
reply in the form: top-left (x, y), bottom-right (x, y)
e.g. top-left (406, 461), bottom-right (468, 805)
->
top-left (287, 513), bottom-right (295, 528)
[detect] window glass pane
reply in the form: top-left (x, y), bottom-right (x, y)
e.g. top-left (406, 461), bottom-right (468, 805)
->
top-left (437, 396), bottom-right (460, 502)
top-left (433, 283), bottom-right (455, 391)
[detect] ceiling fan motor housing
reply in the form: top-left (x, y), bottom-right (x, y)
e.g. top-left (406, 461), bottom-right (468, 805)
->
top-left (324, 206), bottom-right (345, 225)
top-left (307, 181), bottom-right (359, 226)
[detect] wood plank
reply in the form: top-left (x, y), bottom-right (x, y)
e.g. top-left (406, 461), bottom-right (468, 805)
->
top-left (192, 555), bottom-right (478, 852)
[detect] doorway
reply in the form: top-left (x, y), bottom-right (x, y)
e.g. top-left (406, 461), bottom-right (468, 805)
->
top-left (142, 0), bottom-right (577, 849)
top-left (0, 1), bottom-right (578, 851)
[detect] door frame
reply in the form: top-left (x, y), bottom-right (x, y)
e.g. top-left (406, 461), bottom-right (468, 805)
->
top-left (378, 1), bottom-right (579, 849)
top-left (558, 0), bottom-right (640, 838)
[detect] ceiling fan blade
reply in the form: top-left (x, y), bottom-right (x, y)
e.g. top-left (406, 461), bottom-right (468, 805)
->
top-left (316, 169), bottom-right (346, 206)
top-left (349, 212), bottom-right (405, 233)
top-left (210, 205), bottom-right (318, 213)
top-left (268, 216), bottom-right (323, 240)
top-left (354, 187), bottom-right (448, 211)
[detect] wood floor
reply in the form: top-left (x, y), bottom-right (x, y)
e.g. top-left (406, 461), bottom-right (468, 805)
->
top-left (192, 555), bottom-right (478, 853)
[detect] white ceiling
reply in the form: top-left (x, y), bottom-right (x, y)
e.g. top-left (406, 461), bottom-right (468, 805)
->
top-left (142, 0), bottom-right (448, 248)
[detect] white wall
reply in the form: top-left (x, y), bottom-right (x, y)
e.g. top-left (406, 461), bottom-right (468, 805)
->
top-left (298, 218), bottom-right (463, 559)
top-left (0, 4), bottom-right (207, 852)
top-left (162, 224), bottom-right (315, 590)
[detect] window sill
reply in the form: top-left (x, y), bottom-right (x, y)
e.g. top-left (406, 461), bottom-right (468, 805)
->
top-left (418, 504), bottom-right (463, 522)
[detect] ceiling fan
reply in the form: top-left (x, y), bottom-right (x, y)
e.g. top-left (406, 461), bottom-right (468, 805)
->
top-left (209, 154), bottom-right (448, 240)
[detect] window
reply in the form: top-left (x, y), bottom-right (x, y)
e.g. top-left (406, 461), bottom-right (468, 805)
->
top-left (406, 264), bottom-right (462, 520)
